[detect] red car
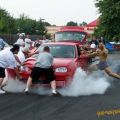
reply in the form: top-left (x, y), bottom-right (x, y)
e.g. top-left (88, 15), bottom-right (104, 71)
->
top-left (54, 26), bottom-right (87, 45)
top-left (7, 42), bottom-right (90, 87)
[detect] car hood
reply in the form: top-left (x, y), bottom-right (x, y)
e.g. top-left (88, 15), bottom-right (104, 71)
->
top-left (24, 57), bottom-right (77, 70)
top-left (53, 58), bottom-right (77, 68)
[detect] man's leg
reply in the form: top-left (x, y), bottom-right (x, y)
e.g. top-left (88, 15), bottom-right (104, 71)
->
top-left (0, 77), bottom-right (7, 91)
top-left (50, 80), bottom-right (57, 94)
top-left (0, 78), bottom-right (6, 94)
top-left (24, 67), bottom-right (39, 92)
top-left (1, 77), bottom-right (7, 87)
top-left (87, 64), bottom-right (98, 74)
top-left (0, 78), bottom-right (3, 85)
top-left (24, 76), bottom-right (32, 92)
top-left (50, 80), bottom-right (61, 96)
top-left (105, 67), bottom-right (120, 79)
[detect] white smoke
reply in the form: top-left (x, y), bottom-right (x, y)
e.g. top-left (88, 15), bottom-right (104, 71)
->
top-left (4, 79), bottom-right (25, 93)
top-left (60, 67), bottom-right (110, 97)
top-left (4, 68), bottom-right (111, 96)
top-left (31, 86), bottom-right (51, 95)
top-left (3, 53), bottom-right (120, 96)
top-left (3, 78), bottom-right (51, 95)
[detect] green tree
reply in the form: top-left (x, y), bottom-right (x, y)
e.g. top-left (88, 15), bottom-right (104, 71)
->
top-left (66, 21), bottom-right (78, 26)
top-left (0, 7), bottom-right (49, 36)
top-left (44, 22), bottom-right (51, 26)
top-left (15, 14), bottom-right (36, 34)
top-left (95, 0), bottom-right (120, 40)
top-left (15, 14), bottom-right (47, 35)
top-left (79, 21), bottom-right (87, 26)
top-left (35, 19), bottom-right (47, 35)
top-left (0, 8), bottom-right (15, 33)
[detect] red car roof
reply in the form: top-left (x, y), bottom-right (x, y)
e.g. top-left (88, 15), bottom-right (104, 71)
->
top-left (44, 42), bottom-right (79, 46)
top-left (57, 26), bottom-right (87, 34)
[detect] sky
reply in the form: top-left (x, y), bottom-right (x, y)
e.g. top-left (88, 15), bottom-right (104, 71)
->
top-left (0, 0), bottom-right (99, 26)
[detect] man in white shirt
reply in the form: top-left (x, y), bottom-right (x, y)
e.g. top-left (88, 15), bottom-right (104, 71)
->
top-left (24, 46), bottom-right (61, 96)
top-left (41, 36), bottom-right (51, 44)
top-left (16, 47), bottom-right (30, 65)
top-left (25, 35), bottom-right (32, 49)
top-left (16, 34), bottom-right (25, 46)
top-left (0, 44), bottom-right (20, 94)
top-left (15, 34), bottom-right (25, 51)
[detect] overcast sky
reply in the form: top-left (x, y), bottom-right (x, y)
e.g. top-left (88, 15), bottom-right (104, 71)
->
top-left (0, 0), bottom-right (99, 25)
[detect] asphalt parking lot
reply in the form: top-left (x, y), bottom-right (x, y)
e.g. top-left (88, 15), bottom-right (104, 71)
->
top-left (0, 52), bottom-right (120, 120)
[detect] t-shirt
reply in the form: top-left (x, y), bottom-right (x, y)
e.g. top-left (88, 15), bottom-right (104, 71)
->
top-left (25, 38), bottom-right (31, 48)
top-left (0, 49), bottom-right (17, 69)
top-left (16, 38), bottom-right (25, 46)
top-left (17, 51), bottom-right (26, 66)
top-left (15, 38), bottom-right (25, 51)
top-left (35, 52), bottom-right (53, 68)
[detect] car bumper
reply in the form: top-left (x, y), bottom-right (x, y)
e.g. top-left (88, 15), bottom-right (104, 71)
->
top-left (6, 69), bottom-right (73, 87)
top-left (55, 72), bottom-right (73, 87)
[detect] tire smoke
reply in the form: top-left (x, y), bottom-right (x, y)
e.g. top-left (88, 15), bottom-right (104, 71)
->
top-left (4, 79), bottom-right (25, 93)
top-left (60, 67), bottom-right (110, 97)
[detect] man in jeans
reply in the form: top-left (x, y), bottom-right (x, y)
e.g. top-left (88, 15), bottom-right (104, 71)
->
top-left (24, 46), bottom-right (61, 96)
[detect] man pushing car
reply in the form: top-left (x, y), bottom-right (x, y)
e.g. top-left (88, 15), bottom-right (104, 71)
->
top-left (24, 46), bottom-right (61, 96)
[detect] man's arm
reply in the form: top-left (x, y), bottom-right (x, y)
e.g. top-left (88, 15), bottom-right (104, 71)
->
top-left (87, 51), bottom-right (98, 57)
top-left (27, 50), bottom-right (39, 57)
top-left (14, 67), bottom-right (22, 79)
top-left (14, 55), bottom-right (22, 65)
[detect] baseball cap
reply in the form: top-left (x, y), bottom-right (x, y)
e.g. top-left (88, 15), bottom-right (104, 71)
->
top-left (90, 43), bottom-right (96, 49)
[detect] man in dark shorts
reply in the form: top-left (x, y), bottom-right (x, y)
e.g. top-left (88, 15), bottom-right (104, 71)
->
top-left (87, 41), bottom-right (120, 79)
top-left (24, 46), bottom-right (61, 96)
top-left (0, 44), bottom-right (20, 94)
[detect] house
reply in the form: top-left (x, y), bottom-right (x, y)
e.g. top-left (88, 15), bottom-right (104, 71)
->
top-left (85, 19), bottom-right (99, 34)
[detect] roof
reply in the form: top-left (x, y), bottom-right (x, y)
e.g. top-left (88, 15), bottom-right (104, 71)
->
top-left (57, 26), bottom-right (86, 33)
top-left (44, 42), bottom-right (78, 46)
top-left (86, 19), bottom-right (99, 27)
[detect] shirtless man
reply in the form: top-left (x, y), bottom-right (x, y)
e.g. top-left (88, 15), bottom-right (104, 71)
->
top-left (88, 41), bottom-right (120, 79)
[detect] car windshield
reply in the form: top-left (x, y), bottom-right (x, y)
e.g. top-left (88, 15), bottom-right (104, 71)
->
top-left (35, 45), bottom-right (76, 58)
top-left (55, 31), bottom-right (86, 42)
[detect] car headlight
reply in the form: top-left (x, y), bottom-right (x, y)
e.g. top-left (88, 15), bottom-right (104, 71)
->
top-left (55, 67), bottom-right (67, 73)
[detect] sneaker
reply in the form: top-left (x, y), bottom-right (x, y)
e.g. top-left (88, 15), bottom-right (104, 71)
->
top-left (0, 89), bottom-right (6, 94)
top-left (52, 91), bottom-right (61, 96)
top-left (24, 88), bottom-right (29, 93)
top-left (1, 86), bottom-right (6, 92)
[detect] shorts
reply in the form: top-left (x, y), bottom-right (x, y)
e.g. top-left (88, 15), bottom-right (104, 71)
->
top-left (97, 61), bottom-right (108, 70)
top-left (30, 67), bottom-right (55, 84)
top-left (0, 67), bottom-right (5, 78)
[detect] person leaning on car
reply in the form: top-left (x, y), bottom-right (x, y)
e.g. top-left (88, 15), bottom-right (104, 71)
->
top-left (0, 44), bottom-right (21, 94)
top-left (15, 47), bottom-right (36, 70)
top-left (24, 46), bottom-right (61, 96)
top-left (15, 47), bottom-right (30, 68)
